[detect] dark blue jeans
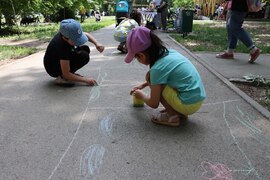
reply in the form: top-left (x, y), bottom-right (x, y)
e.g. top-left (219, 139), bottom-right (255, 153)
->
top-left (227, 10), bottom-right (254, 49)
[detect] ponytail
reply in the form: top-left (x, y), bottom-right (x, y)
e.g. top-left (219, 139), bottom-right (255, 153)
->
top-left (144, 31), bottom-right (169, 67)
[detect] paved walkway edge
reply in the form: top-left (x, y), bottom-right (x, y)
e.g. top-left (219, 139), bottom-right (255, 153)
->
top-left (0, 50), bottom-right (45, 70)
top-left (168, 35), bottom-right (270, 120)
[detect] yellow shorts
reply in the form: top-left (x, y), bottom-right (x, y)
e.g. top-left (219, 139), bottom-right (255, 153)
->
top-left (162, 86), bottom-right (203, 116)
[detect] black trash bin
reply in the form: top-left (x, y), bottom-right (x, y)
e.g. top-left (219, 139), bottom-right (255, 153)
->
top-left (181, 10), bottom-right (194, 37)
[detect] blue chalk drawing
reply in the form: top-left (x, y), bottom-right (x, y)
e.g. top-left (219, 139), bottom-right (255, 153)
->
top-left (233, 106), bottom-right (270, 147)
top-left (80, 144), bottom-right (106, 178)
top-left (99, 115), bottom-right (114, 137)
top-left (47, 68), bottom-right (107, 180)
top-left (222, 102), bottom-right (263, 179)
top-left (88, 71), bottom-right (107, 102)
top-left (201, 100), bottom-right (270, 179)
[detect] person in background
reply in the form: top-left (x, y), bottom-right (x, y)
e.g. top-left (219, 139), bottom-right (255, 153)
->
top-left (216, 0), bottom-right (261, 63)
top-left (152, 0), bottom-right (162, 29)
top-left (79, 6), bottom-right (86, 23)
top-left (95, 11), bottom-right (101, 22)
top-left (214, 3), bottom-right (219, 20)
top-left (217, 4), bottom-right (224, 20)
top-left (224, 0), bottom-right (237, 51)
top-left (43, 19), bottom-right (104, 86)
top-left (158, 0), bottom-right (168, 31)
top-left (265, 2), bottom-right (270, 19)
top-left (115, 9), bottom-right (142, 53)
top-left (149, 1), bottom-right (155, 11)
top-left (125, 27), bottom-right (206, 127)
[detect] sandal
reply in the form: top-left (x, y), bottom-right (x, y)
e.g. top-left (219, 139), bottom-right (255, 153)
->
top-left (159, 109), bottom-right (188, 120)
top-left (177, 113), bottom-right (188, 120)
top-left (151, 112), bottom-right (180, 127)
top-left (159, 109), bottom-right (167, 113)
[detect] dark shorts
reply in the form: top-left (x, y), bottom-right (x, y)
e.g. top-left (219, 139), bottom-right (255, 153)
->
top-left (44, 45), bottom-right (90, 77)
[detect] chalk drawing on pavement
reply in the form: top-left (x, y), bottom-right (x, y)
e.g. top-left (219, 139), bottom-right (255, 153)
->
top-left (222, 102), bottom-right (263, 180)
top-left (80, 144), bottom-right (106, 178)
top-left (47, 68), bottom-right (106, 180)
top-left (201, 161), bottom-right (232, 180)
top-left (200, 100), bottom-right (270, 179)
top-left (100, 115), bottom-right (114, 137)
top-left (89, 71), bottom-right (107, 102)
top-left (233, 106), bottom-right (270, 147)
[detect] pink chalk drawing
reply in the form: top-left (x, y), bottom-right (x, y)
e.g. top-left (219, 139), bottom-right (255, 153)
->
top-left (201, 161), bottom-right (233, 180)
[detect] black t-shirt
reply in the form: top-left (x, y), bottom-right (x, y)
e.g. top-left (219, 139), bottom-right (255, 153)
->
top-left (44, 33), bottom-right (75, 65)
top-left (231, 0), bottom-right (248, 12)
top-left (43, 33), bottom-right (76, 77)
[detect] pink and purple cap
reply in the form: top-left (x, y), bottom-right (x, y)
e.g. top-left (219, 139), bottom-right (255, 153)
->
top-left (124, 26), bottom-right (152, 63)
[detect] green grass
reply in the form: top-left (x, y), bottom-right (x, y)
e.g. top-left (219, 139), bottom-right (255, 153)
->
top-left (170, 20), bottom-right (270, 53)
top-left (0, 16), bottom-right (115, 61)
top-left (5, 16), bottom-right (115, 41)
top-left (0, 45), bottom-right (37, 61)
top-left (81, 16), bottom-right (115, 32)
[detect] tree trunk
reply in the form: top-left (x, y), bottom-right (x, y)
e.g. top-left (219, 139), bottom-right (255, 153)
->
top-left (3, 12), bottom-right (15, 26)
top-left (0, 13), bottom-right (2, 30)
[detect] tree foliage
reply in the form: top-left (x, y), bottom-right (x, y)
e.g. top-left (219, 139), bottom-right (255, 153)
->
top-left (2, 0), bottom-right (269, 27)
top-left (0, 0), bottom-right (117, 26)
top-left (171, 0), bottom-right (194, 9)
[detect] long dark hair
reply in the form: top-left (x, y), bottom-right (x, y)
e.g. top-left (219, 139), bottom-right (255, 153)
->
top-left (130, 10), bottom-right (142, 26)
top-left (144, 31), bottom-right (169, 67)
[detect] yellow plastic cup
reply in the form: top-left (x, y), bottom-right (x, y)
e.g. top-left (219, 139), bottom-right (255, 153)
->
top-left (133, 96), bottom-right (144, 107)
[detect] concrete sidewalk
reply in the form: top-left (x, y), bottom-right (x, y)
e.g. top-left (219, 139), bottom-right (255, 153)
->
top-left (193, 52), bottom-right (270, 80)
top-left (1, 25), bottom-right (270, 179)
top-left (194, 52), bottom-right (270, 119)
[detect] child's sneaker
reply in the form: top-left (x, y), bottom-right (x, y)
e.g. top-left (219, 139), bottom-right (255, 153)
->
top-left (249, 48), bottom-right (261, 63)
top-left (216, 51), bottom-right (234, 59)
top-left (55, 76), bottom-right (74, 86)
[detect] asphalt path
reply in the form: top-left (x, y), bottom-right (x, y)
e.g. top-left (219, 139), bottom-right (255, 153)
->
top-left (1, 25), bottom-right (270, 180)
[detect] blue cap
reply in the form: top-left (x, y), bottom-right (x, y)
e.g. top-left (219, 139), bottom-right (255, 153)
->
top-left (59, 19), bottom-right (88, 46)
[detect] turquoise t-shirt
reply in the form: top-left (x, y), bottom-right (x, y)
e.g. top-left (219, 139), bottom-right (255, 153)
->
top-left (150, 49), bottom-right (206, 104)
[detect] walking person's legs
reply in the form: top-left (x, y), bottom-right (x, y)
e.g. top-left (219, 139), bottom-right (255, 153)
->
top-left (226, 10), bottom-right (238, 54)
top-left (229, 11), bottom-right (261, 63)
top-left (265, 5), bottom-right (270, 19)
top-left (216, 10), bottom-right (237, 59)
top-left (154, 13), bottom-right (161, 29)
top-left (228, 11), bottom-right (253, 49)
top-left (161, 8), bottom-right (168, 30)
top-left (217, 10), bottom-right (261, 62)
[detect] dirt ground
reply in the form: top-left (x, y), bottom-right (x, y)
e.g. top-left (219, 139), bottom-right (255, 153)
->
top-left (234, 83), bottom-right (270, 111)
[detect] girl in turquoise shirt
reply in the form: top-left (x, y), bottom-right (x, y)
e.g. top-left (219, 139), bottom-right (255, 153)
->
top-left (125, 27), bottom-right (206, 126)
